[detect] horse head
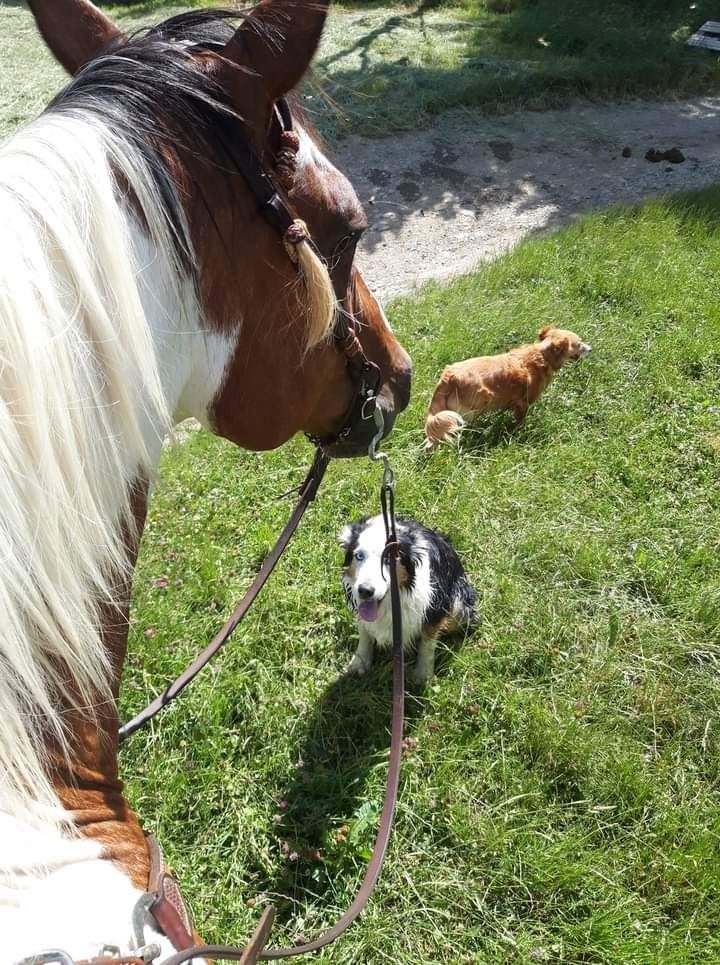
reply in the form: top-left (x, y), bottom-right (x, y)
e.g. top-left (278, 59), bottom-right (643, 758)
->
top-left (31, 0), bottom-right (411, 458)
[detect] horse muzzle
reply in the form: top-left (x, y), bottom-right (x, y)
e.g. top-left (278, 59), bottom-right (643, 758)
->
top-left (325, 367), bottom-right (411, 459)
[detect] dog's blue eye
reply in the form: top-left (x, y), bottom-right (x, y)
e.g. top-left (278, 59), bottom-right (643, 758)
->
top-left (354, 550), bottom-right (366, 563)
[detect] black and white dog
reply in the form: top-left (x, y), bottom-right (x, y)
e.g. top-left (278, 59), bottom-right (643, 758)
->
top-left (339, 515), bottom-right (477, 686)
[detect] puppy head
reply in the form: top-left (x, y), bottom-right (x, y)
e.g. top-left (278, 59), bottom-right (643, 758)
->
top-left (339, 516), bottom-right (419, 623)
top-left (537, 325), bottom-right (591, 367)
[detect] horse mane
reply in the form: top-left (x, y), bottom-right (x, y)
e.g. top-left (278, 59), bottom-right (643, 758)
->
top-left (0, 8), bottom-right (336, 824)
top-left (0, 109), bottom-right (183, 821)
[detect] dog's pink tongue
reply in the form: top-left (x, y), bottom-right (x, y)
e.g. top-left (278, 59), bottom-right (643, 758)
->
top-left (358, 599), bottom-right (380, 622)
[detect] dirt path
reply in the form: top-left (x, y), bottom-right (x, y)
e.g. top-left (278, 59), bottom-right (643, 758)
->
top-left (335, 97), bottom-right (720, 302)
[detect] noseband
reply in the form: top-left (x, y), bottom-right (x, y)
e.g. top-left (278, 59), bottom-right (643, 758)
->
top-left (231, 97), bottom-right (381, 451)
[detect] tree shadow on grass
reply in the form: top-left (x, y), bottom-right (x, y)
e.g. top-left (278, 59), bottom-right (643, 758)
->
top-left (316, 0), bottom-right (718, 137)
top-left (309, 0), bottom-right (720, 276)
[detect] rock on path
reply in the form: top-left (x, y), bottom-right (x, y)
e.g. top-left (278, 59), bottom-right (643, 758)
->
top-left (333, 97), bottom-right (720, 303)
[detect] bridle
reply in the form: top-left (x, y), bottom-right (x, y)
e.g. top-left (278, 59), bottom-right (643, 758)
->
top-left (141, 98), bottom-right (404, 963)
top-left (119, 91), bottom-right (392, 745)
top-left (233, 95), bottom-right (383, 453)
top-left (12, 97), bottom-right (405, 965)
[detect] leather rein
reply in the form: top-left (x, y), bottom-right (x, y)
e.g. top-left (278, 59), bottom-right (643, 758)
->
top-left (117, 99), bottom-right (405, 964)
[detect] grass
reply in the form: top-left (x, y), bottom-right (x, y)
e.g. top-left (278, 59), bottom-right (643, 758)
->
top-left (120, 186), bottom-right (720, 962)
top-left (313, 0), bottom-right (720, 137)
top-left (2, 1), bottom-right (720, 140)
top-left (2, 2), bottom-right (720, 958)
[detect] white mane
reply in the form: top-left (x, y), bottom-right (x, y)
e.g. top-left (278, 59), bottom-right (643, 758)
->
top-left (0, 110), bottom-right (187, 822)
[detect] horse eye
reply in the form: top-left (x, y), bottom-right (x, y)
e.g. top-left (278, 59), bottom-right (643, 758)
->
top-left (333, 234), bottom-right (353, 258)
top-left (347, 227), bottom-right (366, 249)
top-left (333, 228), bottom-right (364, 261)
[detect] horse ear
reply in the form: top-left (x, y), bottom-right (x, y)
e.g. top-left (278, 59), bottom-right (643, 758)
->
top-left (218, 0), bottom-right (329, 116)
top-left (27, 0), bottom-right (123, 75)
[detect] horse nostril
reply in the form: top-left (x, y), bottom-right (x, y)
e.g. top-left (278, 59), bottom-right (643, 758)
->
top-left (358, 583), bottom-right (374, 600)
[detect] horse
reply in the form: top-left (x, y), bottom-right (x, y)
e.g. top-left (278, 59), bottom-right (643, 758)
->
top-left (0, 1), bottom-right (411, 960)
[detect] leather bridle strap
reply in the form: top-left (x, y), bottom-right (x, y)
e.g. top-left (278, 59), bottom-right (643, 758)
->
top-left (233, 96), bottom-right (383, 452)
top-left (119, 449), bottom-right (329, 742)
top-left (124, 460), bottom-right (404, 963)
top-left (123, 94), bottom-right (405, 961)
top-left (261, 510), bottom-right (402, 958)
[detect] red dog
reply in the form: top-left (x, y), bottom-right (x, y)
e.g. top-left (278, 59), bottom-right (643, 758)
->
top-left (425, 325), bottom-right (591, 448)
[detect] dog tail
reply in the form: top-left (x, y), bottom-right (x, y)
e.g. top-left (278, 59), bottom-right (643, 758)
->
top-left (424, 410), bottom-right (464, 449)
top-left (425, 377), bottom-right (464, 449)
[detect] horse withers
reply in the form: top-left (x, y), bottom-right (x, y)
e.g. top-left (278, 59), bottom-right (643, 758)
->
top-left (1, 1), bottom-right (410, 961)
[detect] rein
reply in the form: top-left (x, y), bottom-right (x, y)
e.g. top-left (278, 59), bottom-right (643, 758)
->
top-left (13, 94), bottom-right (402, 965)
top-left (148, 449), bottom-right (403, 965)
top-left (119, 91), bottom-right (380, 742)
top-left (24, 441), bottom-right (404, 965)
top-left (118, 448), bottom-right (329, 742)
top-left (114, 99), bottom-right (404, 965)
top-left (114, 433), bottom-right (404, 965)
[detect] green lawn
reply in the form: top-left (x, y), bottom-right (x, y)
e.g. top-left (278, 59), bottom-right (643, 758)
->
top-left (1, 1), bottom-right (719, 140)
top-left (121, 187), bottom-right (720, 963)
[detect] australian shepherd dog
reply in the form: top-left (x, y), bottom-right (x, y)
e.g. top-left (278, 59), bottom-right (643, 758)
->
top-left (339, 515), bottom-right (477, 686)
top-left (425, 324), bottom-right (591, 449)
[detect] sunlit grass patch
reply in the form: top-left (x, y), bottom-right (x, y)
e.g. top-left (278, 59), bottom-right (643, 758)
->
top-left (120, 186), bottom-right (720, 961)
top-left (313, 0), bottom-right (720, 137)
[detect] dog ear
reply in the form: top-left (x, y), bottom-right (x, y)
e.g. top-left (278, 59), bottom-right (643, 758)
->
top-left (398, 534), bottom-right (422, 573)
top-left (538, 324), bottom-right (555, 341)
top-left (338, 520), bottom-right (365, 550)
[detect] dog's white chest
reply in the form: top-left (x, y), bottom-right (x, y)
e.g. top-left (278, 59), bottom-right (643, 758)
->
top-left (367, 583), bottom-right (430, 648)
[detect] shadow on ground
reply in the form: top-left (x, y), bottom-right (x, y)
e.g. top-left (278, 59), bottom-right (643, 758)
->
top-left (250, 667), bottom-right (425, 925)
top-left (251, 624), bottom-right (470, 931)
top-left (314, 0), bottom-right (718, 140)
top-left (331, 94), bottom-right (720, 298)
top-left (297, 0), bottom-right (720, 299)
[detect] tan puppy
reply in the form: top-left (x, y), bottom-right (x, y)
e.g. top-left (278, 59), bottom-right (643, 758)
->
top-left (425, 325), bottom-right (591, 448)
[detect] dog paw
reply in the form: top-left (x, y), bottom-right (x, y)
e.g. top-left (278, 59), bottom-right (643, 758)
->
top-left (407, 665), bottom-right (433, 688)
top-left (347, 654), bottom-right (371, 676)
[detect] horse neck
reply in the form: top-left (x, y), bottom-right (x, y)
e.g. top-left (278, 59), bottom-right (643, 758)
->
top-left (43, 482), bottom-right (152, 890)
top-left (0, 112), bottom-right (210, 891)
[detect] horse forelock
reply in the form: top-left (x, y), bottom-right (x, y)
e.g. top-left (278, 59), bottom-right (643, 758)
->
top-left (46, 8), bottom-right (339, 350)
